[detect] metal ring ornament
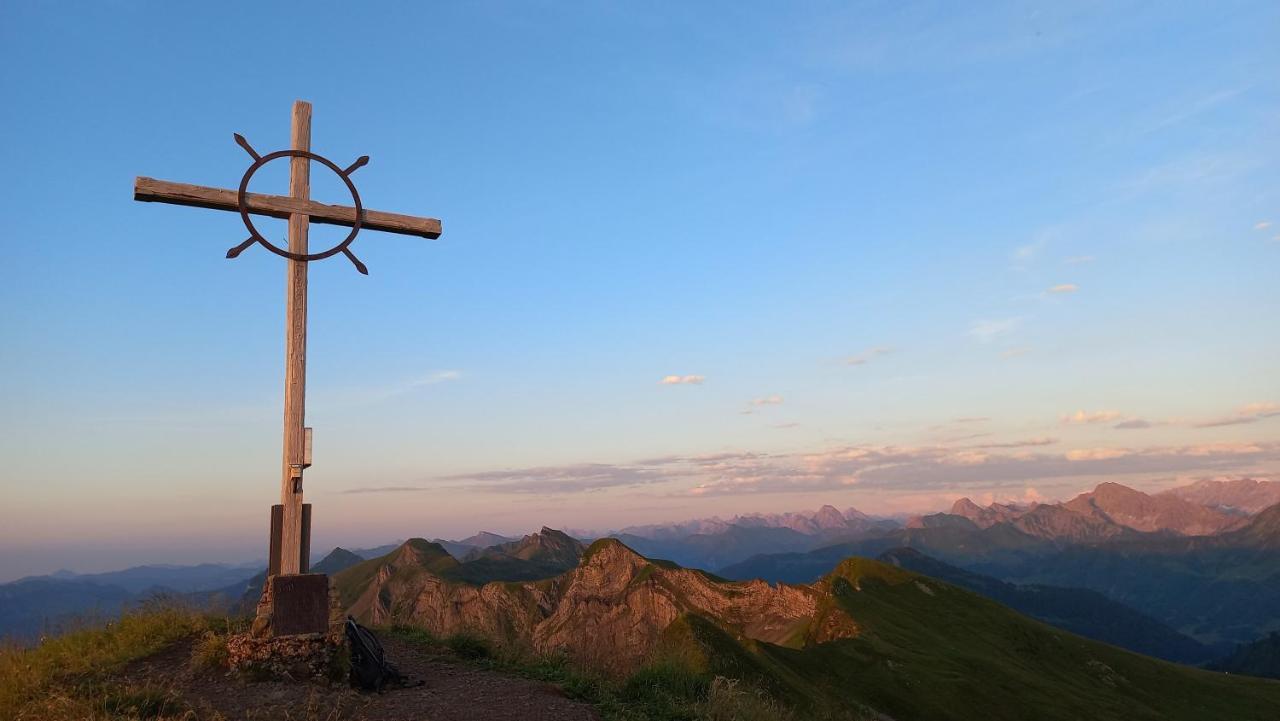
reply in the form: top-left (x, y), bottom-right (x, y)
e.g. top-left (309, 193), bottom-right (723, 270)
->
top-left (236, 149), bottom-right (363, 262)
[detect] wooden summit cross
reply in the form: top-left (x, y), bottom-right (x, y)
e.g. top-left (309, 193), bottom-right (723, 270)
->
top-left (134, 100), bottom-right (441, 604)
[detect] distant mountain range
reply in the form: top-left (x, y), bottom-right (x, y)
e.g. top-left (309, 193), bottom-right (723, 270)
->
top-left (722, 491), bottom-right (1280, 651)
top-left (1162, 477), bottom-right (1280, 515)
top-left (5, 476), bottom-right (1278, 682)
top-left (946, 481), bottom-right (1247, 538)
top-left (607, 504), bottom-right (899, 570)
top-left (0, 561), bottom-right (260, 643)
top-left (876, 547), bottom-right (1216, 663)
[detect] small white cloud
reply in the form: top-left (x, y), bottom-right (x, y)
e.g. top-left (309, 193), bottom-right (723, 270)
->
top-left (845, 346), bottom-right (892, 366)
top-left (740, 395), bottom-right (784, 415)
top-left (969, 318), bottom-right (1020, 342)
top-left (1000, 347), bottom-right (1032, 360)
top-left (1062, 410), bottom-right (1124, 425)
top-left (660, 375), bottom-right (705, 385)
top-left (1255, 221), bottom-right (1272, 230)
top-left (1047, 283), bottom-right (1079, 294)
top-left (416, 370), bottom-right (461, 385)
top-left (1014, 239), bottom-right (1045, 261)
top-left (1066, 447), bottom-right (1131, 461)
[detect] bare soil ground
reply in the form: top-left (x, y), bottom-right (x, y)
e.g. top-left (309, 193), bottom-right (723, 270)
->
top-left (116, 636), bottom-right (601, 721)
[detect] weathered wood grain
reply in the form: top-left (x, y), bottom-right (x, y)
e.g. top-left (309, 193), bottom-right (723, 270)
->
top-left (278, 100), bottom-right (312, 578)
top-left (133, 176), bottom-right (443, 239)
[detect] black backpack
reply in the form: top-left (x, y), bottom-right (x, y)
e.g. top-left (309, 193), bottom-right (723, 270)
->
top-left (344, 616), bottom-right (412, 692)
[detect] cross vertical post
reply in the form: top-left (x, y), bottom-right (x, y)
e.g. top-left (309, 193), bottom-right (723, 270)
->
top-left (280, 100), bottom-right (311, 575)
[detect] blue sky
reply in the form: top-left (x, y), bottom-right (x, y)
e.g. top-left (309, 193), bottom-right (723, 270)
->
top-left (1, 2), bottom-right (1277, 579)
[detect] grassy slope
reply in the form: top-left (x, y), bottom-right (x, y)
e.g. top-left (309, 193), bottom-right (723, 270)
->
top-left (336, 536), bottom-right (582, 604)
top-left (1210, 632), bottom-right (1280, 679)
top-left (334, 538), bottom-right (460, 607)
top-left (0, 606), bottom-right (208, 721)
top-left (750, 558), bottom-right (1280, 721)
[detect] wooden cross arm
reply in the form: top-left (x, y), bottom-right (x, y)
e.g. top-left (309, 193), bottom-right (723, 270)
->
top-left (134, 176), bottom-right (442, 239)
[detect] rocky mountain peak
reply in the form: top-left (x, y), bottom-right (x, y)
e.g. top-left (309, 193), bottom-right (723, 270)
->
top-left (1067, 483), bottom-right (1243, 536)
top-left (310, 547), bottom-right (363, 575)
top-left (814, 505), bottom-right (847, 528)
top-left (580, 537), bottom-right (648, 572)
top-left (1161, 478), bottom-right (1280, 515)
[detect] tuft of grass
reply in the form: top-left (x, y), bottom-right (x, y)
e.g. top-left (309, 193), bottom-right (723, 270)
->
top-left (387, 624), bottom-right (438, 646)
top-left (97, 683), bottom-right (188, 719)
top-left (189, 631), bottom-right (229, 672)
top-left (444, 632), bottom-right (491, 660)
top-left (327, 641), bottom-right (352, 684)
top-left (696, 676), bottom-right (793, 721)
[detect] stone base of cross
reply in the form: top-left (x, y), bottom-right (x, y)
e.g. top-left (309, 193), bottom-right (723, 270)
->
top-left (134, 100), bottom-right (441, 636)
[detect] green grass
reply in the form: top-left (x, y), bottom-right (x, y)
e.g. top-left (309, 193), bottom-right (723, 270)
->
top-left (770, 558), bottom-right (1280, 721)
top-left (386, 624), bottom-right (793, 721)
top-left (0, 605), bottom-right (208, 721)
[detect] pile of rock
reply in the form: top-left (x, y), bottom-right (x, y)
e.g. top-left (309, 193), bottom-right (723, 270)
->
top-left (226, 573), bottom-right (346, 681)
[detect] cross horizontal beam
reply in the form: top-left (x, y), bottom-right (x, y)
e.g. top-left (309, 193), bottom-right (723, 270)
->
top-left (134, 176), bottom-right (442, 239)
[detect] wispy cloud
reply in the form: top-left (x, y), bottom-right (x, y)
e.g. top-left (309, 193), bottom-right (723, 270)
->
top-left (1254, 221), bottom-right (1272, 230)
top-left (1143, 87), bottom-right (1247, 134)
top-left (442, 463), bottom-right (665, 494)
top-left (969, 318), bottom-right (1020, 342)
top-left (350, 437), bottom-right (1280, 500)
top-left (1195, 402), bottom-right (1280, 428)
top-left (1047, 283), bottom-right (1079, 294)
top-left (324, 369), bottom-right (462, 406)
top-left (845, 346), bottom-right (892, 366)
top-left (1000, 347), bottom-right (1032, 360)
top-left (1121, 151), bottom-right (1258, 194)
top-left (741, 395), bottom-right (785, 414)
top-left (1064, 447), bottom-right (1131, 461)
top-left (685, 441), bottom-right (1280, 497)
top-left (1062, 409), bottom-right (1125, 425)
top-left (1114, 419), bottom-right (1153, 430)
top-left (1014, 237), bottom-right (1047, 263)
top-left (660, 375), bottom-right (705, 385)
top-left (974, 437), bottom-right (1058, 449)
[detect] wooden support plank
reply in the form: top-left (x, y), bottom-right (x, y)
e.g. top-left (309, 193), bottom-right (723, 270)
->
top-left (300, 504), bottom-right (312, 574)
top-left (134, 176), bottom-right (442, 239)
top-left (268, 504), bottom-right (283, 577)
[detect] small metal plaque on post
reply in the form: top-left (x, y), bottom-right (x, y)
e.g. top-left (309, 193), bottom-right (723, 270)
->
top-left (270, 574), bottom-right (330, 636)
top-left (302, 427), bottom-right (313, 468)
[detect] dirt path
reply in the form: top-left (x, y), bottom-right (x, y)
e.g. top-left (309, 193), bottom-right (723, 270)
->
top-left (119, 636), bottom-right (601, 721)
